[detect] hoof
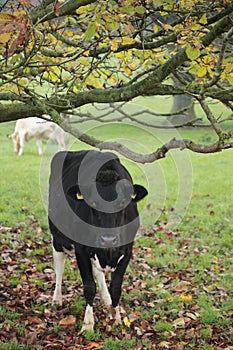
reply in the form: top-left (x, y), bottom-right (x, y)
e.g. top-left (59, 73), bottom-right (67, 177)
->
top-left (79, 323), bottom-right (94, 334)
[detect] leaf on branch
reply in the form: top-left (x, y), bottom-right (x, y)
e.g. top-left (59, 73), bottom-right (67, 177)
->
top-left (186, 44), bottom-right (200, 60)
top-left (199, 13), bottom-right (208, 25)
top-left (85, 22), bottom-right (97, 40)
top-left (0, 12), bottom-right (29, 57)
top-left (0, 13), bottom-right (15, 24)
top-left (53, 0), bottom-right (60, 17)
top-left (19, 0), bottom-right (31, 8)
top-left (0, 33), bottom-right (11, 44)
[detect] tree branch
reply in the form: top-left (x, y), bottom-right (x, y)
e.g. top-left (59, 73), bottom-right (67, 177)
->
top-left (62, 121), bottom-right (233, 163)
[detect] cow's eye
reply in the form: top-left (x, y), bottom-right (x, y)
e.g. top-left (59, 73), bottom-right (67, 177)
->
top-left (76, 193), bottom-right (84, 200)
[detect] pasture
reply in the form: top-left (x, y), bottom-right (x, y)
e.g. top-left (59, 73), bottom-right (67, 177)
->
top-left (0, 101), bottom-right (232, 349)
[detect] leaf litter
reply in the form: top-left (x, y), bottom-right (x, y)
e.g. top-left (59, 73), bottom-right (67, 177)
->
top-left (0, 214), bottom-right (232, 349)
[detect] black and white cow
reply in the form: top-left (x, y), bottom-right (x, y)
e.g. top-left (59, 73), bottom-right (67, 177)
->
top-left (48, 150), bottom-right (147, 332)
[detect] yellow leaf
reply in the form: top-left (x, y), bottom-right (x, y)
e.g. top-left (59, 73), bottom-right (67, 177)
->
top-left (180, 294), bottom-right (193, 302)
top-left (18, 78), bottom-right (28, 86)
top-left (186, 44), bottom-right (200, 60)
top-left (226, 74), bottom-right (233, 84)
top-left (153, 25), bottom-right (160, 32)
top-left (123, 65), bottom-right (132, 75)
top-left (196, 65), bottom-right (207, 77)
top-left (199, 14), bottom-right (208, 25)
top-left (110, 40), bottom-right (119, 52)
top-left (121, 37), bottom-right (135, 45)
top-left (0, 32), bottom-right (11, 44)
top-left (0, 13), bottom-right (15, 25)
top-left (109, 74), bottom-right (117, 83)
top-left (158, 341), bottom-right (171, 348)
top-left (123, 316), bottom-right (131, 328)
top-left (191, 23), bottom-right (201, 31)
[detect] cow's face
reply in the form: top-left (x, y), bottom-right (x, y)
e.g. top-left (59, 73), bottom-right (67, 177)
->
top-left (66, 166), bottom-right (147, 248)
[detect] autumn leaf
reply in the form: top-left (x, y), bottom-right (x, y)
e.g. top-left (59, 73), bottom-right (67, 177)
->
top-left (0, 33), bottom-right (11, 44)
top-left (53, 0), bottom-right (60, 17)
top-left (123, 316), bottom-right (131, 327)
top-left (27, 316), bottom-right (44, 324)
top-left (0, 13), bottom-right (15, 24)
top-left (59, 315), bottom-right (76, 326)
top-left (180, 294), bottom-right (193, 302)
top-left (186, 44), bottom-right (200, 60)
top-left (19, 0), bottom-right (31, 8)
top-left (158, 341), bottom-right (171, 348)
top-left (174, 285), bottom-right (188, 293)
top-left (0, 13), bottom-right (29, 57)
top-left (199, 13), bottom-right (208, 24)
top-left (84, 342), bottom-right (103, 350)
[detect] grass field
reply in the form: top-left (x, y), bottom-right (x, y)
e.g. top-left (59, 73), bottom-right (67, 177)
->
top-left (0, 102), bottom-right (233, 349)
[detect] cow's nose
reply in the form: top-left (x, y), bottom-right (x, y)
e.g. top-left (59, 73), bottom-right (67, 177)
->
top-left (98, 235), bottom-right (118, 248)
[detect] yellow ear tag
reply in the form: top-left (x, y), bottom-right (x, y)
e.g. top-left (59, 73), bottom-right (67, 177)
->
top-left (131, 193), bottom-right (136, 199)
top-left (76, 193), bottom-right (84, 200)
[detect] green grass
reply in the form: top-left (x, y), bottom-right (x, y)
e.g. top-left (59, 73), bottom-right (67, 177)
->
top-left (0, 106), bottom-right (233, 349)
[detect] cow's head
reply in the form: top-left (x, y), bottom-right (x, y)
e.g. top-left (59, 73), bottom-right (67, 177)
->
top-left (66, 158), bottom-right (148, 248)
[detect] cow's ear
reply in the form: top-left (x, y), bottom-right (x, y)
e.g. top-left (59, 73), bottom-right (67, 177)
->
top-left (67, 185), bottom-right (84, 201)
top-left (132, 184), bottom-right (148, 202)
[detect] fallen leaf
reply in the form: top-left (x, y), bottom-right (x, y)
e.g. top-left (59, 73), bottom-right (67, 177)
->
top-left (123, 316), bottom-right (131, 328)
top-left (59, 315), bottom-right (76, 326)
top-left (173, 317), bottom-right (186, 328)
top-left (27, 316), bottom-right (43, 324)
top-left (180, 294), bottom-right (193, 302)
top-left (158, 341), bottom-right (171, 348)
top-left (174, 286), bottom-right (188, 293)
top-left (84, 342), bottom-right (103, 350)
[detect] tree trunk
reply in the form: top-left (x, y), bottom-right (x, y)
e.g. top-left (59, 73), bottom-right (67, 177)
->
top-left (168, 76), bottom-right (196, 127)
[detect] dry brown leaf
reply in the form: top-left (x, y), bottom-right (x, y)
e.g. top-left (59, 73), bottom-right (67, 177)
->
top-left (59, 315), bottom-right (76, 326)
top-left (84, 342), bottom-right (103, 350)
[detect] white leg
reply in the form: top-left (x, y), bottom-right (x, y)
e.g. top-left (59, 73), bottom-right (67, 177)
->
top-left (11, 133), bottom-right (18, 153)
top-left (18, 134), bottom-right (24, 156)
top-left (52, 248), bottom-right (65, 306)
top-left (58, 139), bottom-right (66, 152)
top-left (36, 139), bottom-right (43, 156)
top-left (114, 305), bottom-right (122, 325)
top-left (91, 260), bottom-right (111, 307)
top-left (80, 304), bottom-right (95, 333)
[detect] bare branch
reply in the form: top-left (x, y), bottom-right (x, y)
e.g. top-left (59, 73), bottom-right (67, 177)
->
top-left (62, 121), bottom-right (233, 164)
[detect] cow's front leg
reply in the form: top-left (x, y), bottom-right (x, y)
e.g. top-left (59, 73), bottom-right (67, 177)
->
top-left (52, 248), bottom-right (65, 306)
top-left (76, 251), bottom-right (96, 333)
top-left (109, 254), bottom-right (131, 325)
top-left (91, 258), bottom-right (111, 307)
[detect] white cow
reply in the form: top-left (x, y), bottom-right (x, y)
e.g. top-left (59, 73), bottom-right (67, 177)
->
top-left (9, 116), bottom-right (67, 156)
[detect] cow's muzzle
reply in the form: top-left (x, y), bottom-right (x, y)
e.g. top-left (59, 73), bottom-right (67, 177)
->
top-left (97, 234), bottom-right (119, 248)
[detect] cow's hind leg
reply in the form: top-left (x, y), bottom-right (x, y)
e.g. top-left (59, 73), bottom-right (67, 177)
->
top-left (18, 132), bottom-right (25, 156)
top-left (52, 248), bottom-right (65, 306)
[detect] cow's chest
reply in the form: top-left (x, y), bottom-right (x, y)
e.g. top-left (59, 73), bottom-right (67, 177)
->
top-left (91, 253), bottom-right (124, 274)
